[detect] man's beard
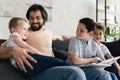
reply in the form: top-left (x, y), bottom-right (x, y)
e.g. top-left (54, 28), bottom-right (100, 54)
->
top-left (30, 23), bottom-right (43, 31)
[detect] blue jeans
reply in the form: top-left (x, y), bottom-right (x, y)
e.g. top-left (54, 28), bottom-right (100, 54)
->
top-left (81, 67), bottom-right (112, 80)
top-left (105, 66), bottom-right (120, 80)
top-left (109, 72), bottom-right (118, 80)
top-left (30, 66), bottom-right (86, 80)
top-left (25, 54), bottom-right (71, 77)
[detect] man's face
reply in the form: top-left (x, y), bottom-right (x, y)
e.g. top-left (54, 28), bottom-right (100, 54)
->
top-left (29, 10), bottom-right (44, 31)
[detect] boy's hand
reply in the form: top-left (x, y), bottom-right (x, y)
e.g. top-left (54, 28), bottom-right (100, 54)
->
top-left (91, 57), bottom-right (104, 63)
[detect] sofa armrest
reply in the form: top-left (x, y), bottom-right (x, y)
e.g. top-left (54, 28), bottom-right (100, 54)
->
top-left (53, 49), bottom-right (68, 60)
top-left (52, 40), bottom-right (70, 60)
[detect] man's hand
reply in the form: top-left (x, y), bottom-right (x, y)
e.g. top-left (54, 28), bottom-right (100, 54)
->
top-left (10, 48), bottom-right (37, 72)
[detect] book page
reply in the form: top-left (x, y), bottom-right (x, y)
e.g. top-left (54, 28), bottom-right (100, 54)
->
top-left (99, 56), bottom-right (120, 64)
top-left (79, 63), bottom-right (111, 68)
top-left (76, 56), bottom-right (120, 68)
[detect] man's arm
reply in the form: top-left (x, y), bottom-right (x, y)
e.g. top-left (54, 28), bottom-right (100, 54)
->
top-left (53, 34), bottom-right (72, 41)
top-left (0, 46), bottom-right (37, 72)
top-left (0, 46), bottom-right (12, 58)
top-left (61, 35), bottom-right (73, 40)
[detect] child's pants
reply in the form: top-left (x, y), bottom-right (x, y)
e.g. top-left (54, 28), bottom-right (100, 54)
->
top-left (24, 54), bottom-right (71, 77)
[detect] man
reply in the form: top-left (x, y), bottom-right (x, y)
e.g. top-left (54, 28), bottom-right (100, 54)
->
top-left (26, 4), bottom-right (111, 80)
top-left (0, 4), bottom-right (86, 80)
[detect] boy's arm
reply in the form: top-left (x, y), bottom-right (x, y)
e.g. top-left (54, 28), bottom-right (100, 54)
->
top-left (69, 54), bottom-right (104, 65)
top-left (12, 35), bottom-right (42, 54)
top-left (107, 54), bottom-right (120, 77)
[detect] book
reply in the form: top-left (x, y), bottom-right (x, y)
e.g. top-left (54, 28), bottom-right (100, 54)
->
top-left (77, 56), bottom-right (120, 68)
top-left (99, 56), bottom-right (120, 64)
top-left (79, 63), bottom-right (111, 68)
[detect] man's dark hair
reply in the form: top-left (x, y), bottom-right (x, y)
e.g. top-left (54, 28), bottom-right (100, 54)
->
top-left (79, 18), bottom-right (96, 32)
top-left (26, 4), bottom-right (48, 24)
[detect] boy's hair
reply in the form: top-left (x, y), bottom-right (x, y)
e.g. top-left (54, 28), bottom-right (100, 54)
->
top-left (79, 18), bottom-right (96, 32)
top-left (9, 17), bottom-right (27, 33)
top-left (26, 4), bottom-right (48, 25)
top-left (95, 23), bottom-right (105, 33)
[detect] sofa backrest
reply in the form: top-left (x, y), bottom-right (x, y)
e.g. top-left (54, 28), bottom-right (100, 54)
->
top-left (52, 40), bottom-right (70, 51)
top-left (0, 39), bottom-right (6, 45)
top-left (52, 39), bottom-right (120, 62)
top-left (102, 40), bottom-right (120, 57)
top-left (102, 40), bottom-right (120, 63)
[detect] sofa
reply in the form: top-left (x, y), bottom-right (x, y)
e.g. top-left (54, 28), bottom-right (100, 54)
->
top-left (0, 39), bottom-right (120, 80)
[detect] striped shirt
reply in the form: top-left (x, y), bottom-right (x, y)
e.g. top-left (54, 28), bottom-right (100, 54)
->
top-left (68, 37), bottom-right (104, 58)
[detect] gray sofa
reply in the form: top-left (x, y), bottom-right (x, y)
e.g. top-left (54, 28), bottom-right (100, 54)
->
top-left (0, 39), bottom-right (120, 80)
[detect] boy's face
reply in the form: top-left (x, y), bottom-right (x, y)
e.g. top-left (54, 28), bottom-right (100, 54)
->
top-left (93, 28), bottom-right (104, 43)
top-left (14, 20), bottom-right (29, 39)
top-left (76, 23), bottom-right (89, 40)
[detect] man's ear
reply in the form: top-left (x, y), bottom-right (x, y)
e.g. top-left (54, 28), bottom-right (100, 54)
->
top-left (88, 31), bottom-right (93, 36)
top-left (11, 28), bottom-right (16, 33)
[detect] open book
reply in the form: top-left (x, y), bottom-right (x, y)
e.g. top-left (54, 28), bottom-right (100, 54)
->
top-left (99, 56), bottom-right (120, 64)
top-left (77, 56), bottom-right (120, 68)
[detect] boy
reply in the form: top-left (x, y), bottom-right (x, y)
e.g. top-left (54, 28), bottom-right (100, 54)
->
top-left (93, 23), bottom-right (120, 80)
top-left (68, 17), bottom-right (112, 80)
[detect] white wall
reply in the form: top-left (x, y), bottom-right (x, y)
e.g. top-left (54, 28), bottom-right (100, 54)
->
top-left (0, 17), bottom-right (11, 39)
top-left (0, 0), bottom-right (96, 39)
top-left (45, 0), bottom-right (96, 36)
